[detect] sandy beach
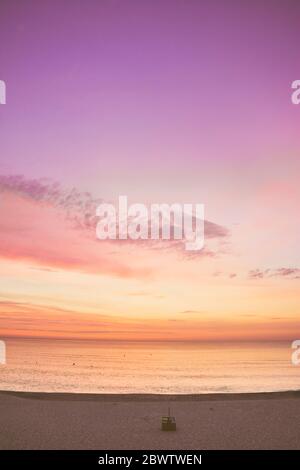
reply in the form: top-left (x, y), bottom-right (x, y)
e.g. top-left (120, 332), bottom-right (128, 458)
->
top-left (0, 390), bottom-right (300, 450)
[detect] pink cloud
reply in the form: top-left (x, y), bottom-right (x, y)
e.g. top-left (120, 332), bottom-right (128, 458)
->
top-left (0, 174), bottom-right (229, 275)
top-left (0, 183), bottom-right (148, 278)
top-left (248, 268), bottom-right (300, 280)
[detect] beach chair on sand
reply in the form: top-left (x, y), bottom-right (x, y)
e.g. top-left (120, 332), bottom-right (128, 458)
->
top-left (161, 408), bottom-right (176, 431)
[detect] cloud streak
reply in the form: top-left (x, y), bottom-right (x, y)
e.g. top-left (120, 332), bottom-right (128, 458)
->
top-left (0, 174), bottom-right (229, 276)
top-left (0, 176), bottom-right (149, 278)
top-left (248, 268), bottom-right (300, 280)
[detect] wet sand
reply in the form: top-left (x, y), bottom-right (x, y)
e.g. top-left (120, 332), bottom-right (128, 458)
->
top-left (0, 390), bottom-right (300, 449)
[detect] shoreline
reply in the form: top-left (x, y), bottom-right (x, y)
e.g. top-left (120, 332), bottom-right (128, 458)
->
top-left (1, 389), bottom-right (300, 401)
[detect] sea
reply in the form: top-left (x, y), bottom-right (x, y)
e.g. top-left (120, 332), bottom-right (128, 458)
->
top-left (0, 338), bottom-right (299, 394)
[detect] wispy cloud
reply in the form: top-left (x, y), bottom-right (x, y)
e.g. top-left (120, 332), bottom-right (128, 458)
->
top-left (0, 175), bottom-right (149, 279)
top-left (180, 310), bottom-right (205, 314)
top-left (0, 174), bottom-right (229, 276)
top-left (248, 268), bottom-right (300, 280)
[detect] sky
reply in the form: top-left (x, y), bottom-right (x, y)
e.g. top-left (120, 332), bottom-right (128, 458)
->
top-left (0, 0), bottom-right (299, 341)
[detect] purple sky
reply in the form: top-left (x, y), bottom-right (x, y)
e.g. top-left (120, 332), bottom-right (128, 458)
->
top-left (1, 1), bottom-right (299, 191)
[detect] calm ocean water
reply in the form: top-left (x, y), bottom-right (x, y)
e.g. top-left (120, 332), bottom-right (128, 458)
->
top-left (0, 339), bottom-right (299, 394)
